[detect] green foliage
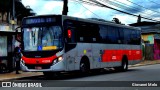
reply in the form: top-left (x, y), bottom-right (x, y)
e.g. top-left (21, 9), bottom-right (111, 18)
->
top-left (112, 18), bottom-right (121, 24)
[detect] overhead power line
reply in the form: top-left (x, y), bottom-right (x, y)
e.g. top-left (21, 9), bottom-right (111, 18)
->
top-left (147, 0), bottom-right (160, 7)
top-left (74, 0), bottom-right (103, 7)
top-left (105, 0), bottom-right (155, 17)
top-left (76, 1), bottom-right (103, 19)
top-left (72, 0), bottom-right (159, 22)
top-left (42, 0), bottom-right (160, 22)
top-left (126, 0), bottom-right (160, 14)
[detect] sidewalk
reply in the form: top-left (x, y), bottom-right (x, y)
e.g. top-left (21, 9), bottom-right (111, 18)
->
top-left (0, 60), bottom-right (160, 81)
top-left (0, 71), bottom-right (43, 81)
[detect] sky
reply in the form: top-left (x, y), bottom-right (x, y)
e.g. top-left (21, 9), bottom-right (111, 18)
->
top-left (21, 0), bottom-right (160, 25)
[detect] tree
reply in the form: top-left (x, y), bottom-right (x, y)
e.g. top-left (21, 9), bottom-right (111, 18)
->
top-left (112, 18), bottom-right (121, 24)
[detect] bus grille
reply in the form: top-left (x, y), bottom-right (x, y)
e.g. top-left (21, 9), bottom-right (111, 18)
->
top-left (25, 64), bottom-right (52, 69)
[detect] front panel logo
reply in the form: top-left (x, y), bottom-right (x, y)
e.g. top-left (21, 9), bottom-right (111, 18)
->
top-left (2, 82), bottom-right (11, 87)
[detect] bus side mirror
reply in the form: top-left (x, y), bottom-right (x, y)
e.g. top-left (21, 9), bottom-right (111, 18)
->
top-left (15, 27), bottom-right (21, 32)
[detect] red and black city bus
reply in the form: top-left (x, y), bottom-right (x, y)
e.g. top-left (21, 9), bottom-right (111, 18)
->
top-left (20, 15), bottom-right (142, 76)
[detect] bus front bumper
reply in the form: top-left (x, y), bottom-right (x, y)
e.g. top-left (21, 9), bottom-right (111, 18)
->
top-left (20, 60), bottom-right (65, 72)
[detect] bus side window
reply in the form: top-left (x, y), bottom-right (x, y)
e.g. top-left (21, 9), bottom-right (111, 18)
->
top-left (92, 25), bottom-right (101, 42)
top-left (99, 25), bottom-right (108, 43)
top-left (77, 23), bottom-right (92, 43)
top-left (137, 30), bottom-right (141, 45)
top-left (124, 29), bottom-right (131, 44)
top-left (130, 30), bottom-right (137, 45)
top-left (118, 28), bottom-right (124, 44)
top-left (107, 26), bottom-right (119, 44)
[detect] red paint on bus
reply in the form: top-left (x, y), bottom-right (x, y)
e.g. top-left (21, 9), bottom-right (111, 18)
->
top-left (102, 50), bottom-right (142, 62)
top-left (22, 55), bottom-right (57, 64)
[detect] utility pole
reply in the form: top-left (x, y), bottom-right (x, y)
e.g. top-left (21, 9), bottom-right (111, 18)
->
top-left (13, 0), bottom-right (15, 19)
top-left (12, 0), bottom-right (16, 31)
top-left (62, 0), bottom-right (68, 15)
top-left (137, 15), bottom-right (141, 23)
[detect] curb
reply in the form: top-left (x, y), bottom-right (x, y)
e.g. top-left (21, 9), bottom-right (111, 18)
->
top-left (130, 60), bottom-right (160, 67)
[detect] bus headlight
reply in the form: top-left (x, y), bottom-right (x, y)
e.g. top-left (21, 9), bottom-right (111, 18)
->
top-left (58, 56), bottom-right (63, 61)
top-left (53, 56), bottom-right (63, 65)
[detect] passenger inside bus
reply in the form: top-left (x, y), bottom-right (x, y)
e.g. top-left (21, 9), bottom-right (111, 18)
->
top-left (42, 29), bottom-right (52, 46)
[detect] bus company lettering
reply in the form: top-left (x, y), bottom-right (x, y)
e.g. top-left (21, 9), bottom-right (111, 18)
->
top-left (112, 56), bottom-right (117, 60)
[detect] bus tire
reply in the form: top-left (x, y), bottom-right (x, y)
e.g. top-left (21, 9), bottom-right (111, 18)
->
top-left (121, 56), bottom-right (128, 71)
top-left (80, 57), bottom-right (90, 74)
top-left (114, 56), bottom-right (128, 71)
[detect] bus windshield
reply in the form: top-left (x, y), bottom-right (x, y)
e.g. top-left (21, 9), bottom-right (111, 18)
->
top-left (23, 26), bottom-right (63, 51)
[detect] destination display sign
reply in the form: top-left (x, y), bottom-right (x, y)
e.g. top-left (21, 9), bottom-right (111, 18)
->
top-left (23, 17), bottom-right (56, 25)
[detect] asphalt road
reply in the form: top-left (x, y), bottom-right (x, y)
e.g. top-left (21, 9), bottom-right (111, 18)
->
top-left (1, 64), bottom-right (160, 90)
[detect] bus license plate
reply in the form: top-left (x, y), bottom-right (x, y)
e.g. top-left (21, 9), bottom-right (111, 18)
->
top-left (35, 66), bottom-right (42, 70)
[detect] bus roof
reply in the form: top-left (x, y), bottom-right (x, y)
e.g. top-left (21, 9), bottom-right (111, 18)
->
top-left (23, 14), bottom-right (141, 31)
top-left (62, 15), bottom-right (141, 31)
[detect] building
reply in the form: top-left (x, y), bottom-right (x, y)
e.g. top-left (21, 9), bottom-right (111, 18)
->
top-left (130, 21), bottom-right (160, 60)
top-left (0, 0), bottom-right (35, 72)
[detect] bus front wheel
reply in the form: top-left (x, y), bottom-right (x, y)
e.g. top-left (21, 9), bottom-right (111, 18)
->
top-left (80, 60), bottom-right (90, 74)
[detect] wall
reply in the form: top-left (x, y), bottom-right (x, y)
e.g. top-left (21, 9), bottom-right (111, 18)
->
top-left (142, 34), bottom-right (160, 60)
top-left (154, 39), bottom-right (160, 60)
top-left (142, 34), bottom-right (154, 44)
top-left (142, 34), bottom-right (154, 60)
